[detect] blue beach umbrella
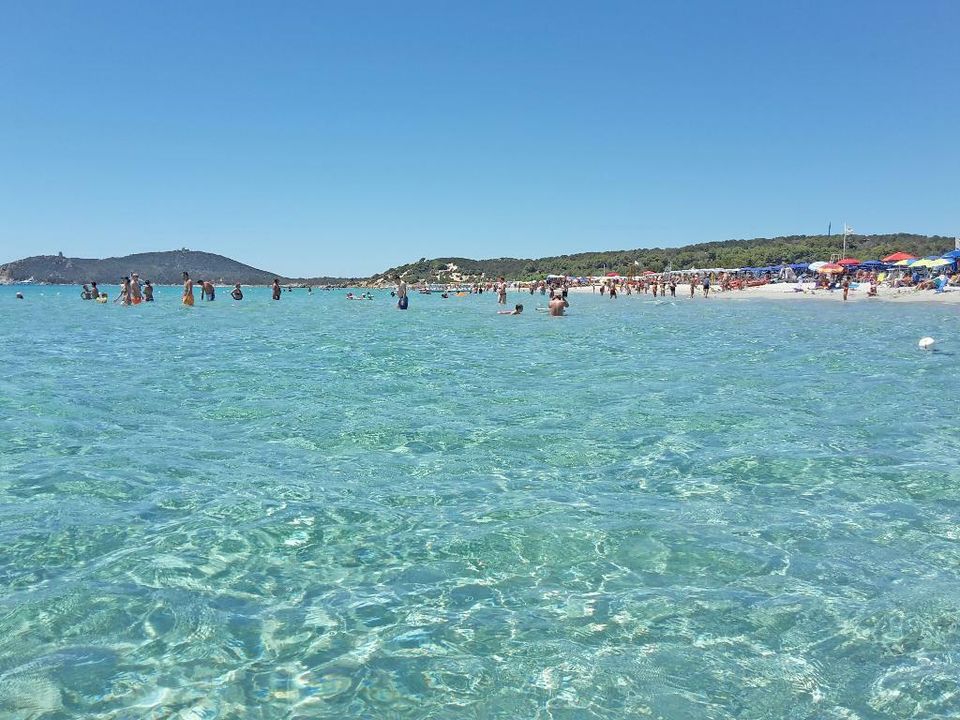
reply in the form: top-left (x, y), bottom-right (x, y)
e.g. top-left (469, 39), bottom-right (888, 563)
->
top-left (858, 260), bottom-right (886, 269)
top-left (942, 249), bottom-right (960, 259)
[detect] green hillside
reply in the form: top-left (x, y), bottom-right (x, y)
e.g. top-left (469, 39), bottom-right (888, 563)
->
top-left (374, 233), bottom-right (955, 281)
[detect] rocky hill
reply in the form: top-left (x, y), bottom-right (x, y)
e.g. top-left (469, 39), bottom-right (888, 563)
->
top-left (0, 249), bottom-right (348, 285)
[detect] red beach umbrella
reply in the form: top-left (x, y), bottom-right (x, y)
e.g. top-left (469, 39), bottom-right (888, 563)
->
top-left (882, 252), bottom-right (916, 263)
top-left (817, 263), bottom-right (845, 273)
top-left (837, 258), bottom-right (861, 266)
top-left (605, 272), bottom-right (621, 277)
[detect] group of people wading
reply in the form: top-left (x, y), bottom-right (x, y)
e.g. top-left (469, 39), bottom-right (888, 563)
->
top-left (81, 274), bottom-right (154, 304)
top-left (180, 273), bottom-right (284, 305)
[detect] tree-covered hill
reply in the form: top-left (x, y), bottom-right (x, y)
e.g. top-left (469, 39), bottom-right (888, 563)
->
top-left (373, 233), bottom-right (956, 281)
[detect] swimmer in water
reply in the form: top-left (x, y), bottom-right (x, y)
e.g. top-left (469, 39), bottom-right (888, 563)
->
top-left (272, 278), bottom-right (281, 300)
top-left (231, 283), bottom-right (243, 300)
top-left (182, 271), bottom-right (195, 306)
top-left (16, 292), bottom-right (24, 300)
top-left (498, 304), bottom-right (523, 315)
top-left (548, 295), bottom-right (568, 316)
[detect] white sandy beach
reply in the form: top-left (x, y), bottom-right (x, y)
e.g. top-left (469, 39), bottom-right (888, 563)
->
top-left (566, 282), bottom-right (960, 303)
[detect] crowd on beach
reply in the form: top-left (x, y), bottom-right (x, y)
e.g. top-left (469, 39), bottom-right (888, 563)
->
top-left (51, 246), bottom-right (960, 309)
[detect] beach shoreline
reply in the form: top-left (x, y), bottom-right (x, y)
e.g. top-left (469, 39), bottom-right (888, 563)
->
top-left (564, 282), bottom-right (960, 304)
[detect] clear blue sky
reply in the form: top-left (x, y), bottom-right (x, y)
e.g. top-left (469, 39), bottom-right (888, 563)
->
top-left (1, 1), bottom-right (956, 276)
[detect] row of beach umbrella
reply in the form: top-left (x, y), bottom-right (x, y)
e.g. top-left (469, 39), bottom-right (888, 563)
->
top-left (804, 250), bottom-right (960, 275)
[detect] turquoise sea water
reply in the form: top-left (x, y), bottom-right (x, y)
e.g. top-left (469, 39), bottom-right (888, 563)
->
top-left (1, 285), bottom-right (959, 719)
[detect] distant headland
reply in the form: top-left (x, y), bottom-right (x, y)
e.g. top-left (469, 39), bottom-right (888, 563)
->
top-left (0, 249), bottom-right (353, 286)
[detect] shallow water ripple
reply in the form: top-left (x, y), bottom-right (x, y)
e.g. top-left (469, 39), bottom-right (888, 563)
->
top-left (1, 286), bottom-right (959, 718)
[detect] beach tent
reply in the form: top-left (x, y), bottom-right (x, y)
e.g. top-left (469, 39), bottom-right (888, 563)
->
top-left (837, 258), bottom-right (861, 266)
top-left (882, 252), bottom-right (916, 263)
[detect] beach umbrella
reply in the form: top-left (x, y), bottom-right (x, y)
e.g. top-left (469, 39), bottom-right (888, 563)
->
top-left (605, 272), bottom-right (621, 277)
top-left (820, 263), bottom-right (845, 273)
top-left (808, 261), bottom-right (828, 271)
top-left (837, 257), bottom-right (861, 266)
top-left (894, 258), bottom-right (917, 266)
top-left (882, 252), bottom-right (916, 263)
top-left (928, 258), bottom-right (952, 268)
top-left (911, 258), bottom-right (935, 268)
top-left (858, 260), bottom-right (886, 269)
top-left (817, 263), bottom-right (845, 273)
top-left (942, 249), bottom-right (960, 259)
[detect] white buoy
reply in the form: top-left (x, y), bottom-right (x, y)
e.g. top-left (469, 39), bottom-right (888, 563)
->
top-left (919, 336), bottom-right (936, 351)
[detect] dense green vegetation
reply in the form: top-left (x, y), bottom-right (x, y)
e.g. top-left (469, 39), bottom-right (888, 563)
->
top-left (373, 233), bottom-right (956, 281)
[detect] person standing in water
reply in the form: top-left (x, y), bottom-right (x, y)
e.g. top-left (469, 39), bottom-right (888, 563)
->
top-left (143, 280), bottom-right (154, 301)
top-left (272, 278), bottom-right (281, 300)
top-left (496, 277), bottom-right (507, 304)
top-left (182, 271), bottom-right (195, 306)
top-left (231, 283), bottom-right (243, 300)
top-left (130, 273), bottom-right (143, 304)
top-left (396, 276), bottom-right (408, 310)
top-left (548, 294), bottom-right (568, 316)
top-left (702, 274), bottom-right (711, 298)
top-left (116, 277), bottom-right (131, 305)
